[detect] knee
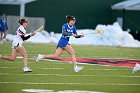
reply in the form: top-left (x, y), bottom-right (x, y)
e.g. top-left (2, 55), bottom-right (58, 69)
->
top-left (22, 54), bottom-right (27, 58)
top-left (70, 51), bottom-right (76, 56)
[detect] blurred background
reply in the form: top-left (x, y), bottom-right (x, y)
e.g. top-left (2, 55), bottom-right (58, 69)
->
top-left (0, 0), bottom-right (140, 46)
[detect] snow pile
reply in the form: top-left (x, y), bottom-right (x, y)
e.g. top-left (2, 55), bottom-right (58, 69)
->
top-left (6, 22), bottom-right (140, 47)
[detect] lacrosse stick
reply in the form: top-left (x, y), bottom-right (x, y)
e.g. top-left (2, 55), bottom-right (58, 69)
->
top-left (83, 29), bottom-right (104, 35)
top-left (34, 26), bottom-right (44, 33)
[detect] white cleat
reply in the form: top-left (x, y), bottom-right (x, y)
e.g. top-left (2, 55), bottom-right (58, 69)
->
top-left (36, 54), bottom-right (44, 62)
top-left (23, 67), bottom-right (32, 73)
top-left (74, 65), bottom-right (84, 72)
top-left (132, 63), bottom-right (140, 74)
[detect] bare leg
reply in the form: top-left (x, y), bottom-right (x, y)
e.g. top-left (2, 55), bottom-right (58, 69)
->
top-left (64, 45), bottom-right (83, 72)
top-left (45, 47), bottom-right (64, 59)
top-left (17, 47), bottom-right (28, 67)
top-left (1, 49), bottom-right (18, 61)
top-left (64, 45), bottom-right (76, 66)
top-left (0, 32), bottom-right (2, 41)
top-left (2, 31), bottom-right (7, 39)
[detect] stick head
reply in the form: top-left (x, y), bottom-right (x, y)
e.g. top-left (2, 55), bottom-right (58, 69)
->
top-left (94, 30), bottom-right (104, 34)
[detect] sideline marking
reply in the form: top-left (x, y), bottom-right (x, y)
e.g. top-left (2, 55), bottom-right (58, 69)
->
top-left (0, 82), bottom-right (140, 86)
top-left (0, 67), bottom-right (129, 71)
top-left (1, 56), bottom-right (136, 69)
top-left (8, 56), bottom-right (134, 68)
top-left (22, 89), bottom-right (106, 93)
top-left (0, 73), bottom-right (139, 78)
top-left (0, 67), bottom-right (64, 70)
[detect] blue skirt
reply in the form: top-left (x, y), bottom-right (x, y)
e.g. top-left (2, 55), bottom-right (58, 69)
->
top-left (57, 38), bottom-right (69, 48)
top-left (0, 27), bottom-right (7, 32)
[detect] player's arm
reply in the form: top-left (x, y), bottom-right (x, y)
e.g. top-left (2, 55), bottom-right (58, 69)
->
top-left (0, 19), bottom-right (2, 28)
top-left (20, 32), bottom-right (36, 41)
top-left (20, 35), bottom-right (31, 41)
top-left (62, 26), bottom-right (72, 36)
top-left (19, 28), bottom-right (36, 41)
top-left (72, 27), bottom-right (84, 38)
top-left (6, 19), bottom-right (8, 30)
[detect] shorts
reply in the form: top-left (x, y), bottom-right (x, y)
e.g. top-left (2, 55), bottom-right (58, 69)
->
top-left (56, 43), bottom-right (70, 49)
top-left (12, 42), bottom-right (23, 49)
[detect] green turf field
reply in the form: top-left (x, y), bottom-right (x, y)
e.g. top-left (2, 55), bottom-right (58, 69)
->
top-left (0, 42), bottom-right (140, 93)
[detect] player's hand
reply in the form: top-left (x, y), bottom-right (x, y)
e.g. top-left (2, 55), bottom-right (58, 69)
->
top-left (74, 35), bottom-right (84, 38)
top-left (72, 34), bottom-right (77, 37)
top-left (30, 32), bottom-right (36, 36)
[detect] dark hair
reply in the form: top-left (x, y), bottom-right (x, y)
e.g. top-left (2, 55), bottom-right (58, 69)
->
top-left (18, 18), bottom-right (28, 25)
top-left (66, 15), bottom-right (76, 23)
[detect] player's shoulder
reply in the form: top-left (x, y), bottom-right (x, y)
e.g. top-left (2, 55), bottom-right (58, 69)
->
top-left (72, 25), bottom-right (76, 29)
top-left (63, 23), bottom-right (68, 27)
top-left (18, 25), bottom-right (26, 32)
top-left (18, 25), bottom-right (24, 29)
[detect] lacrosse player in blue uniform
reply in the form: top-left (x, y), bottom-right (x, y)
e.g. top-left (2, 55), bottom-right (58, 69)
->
top-left (36, 15), bottom-right (84, 72)
top-left (0, 14), bottom-right (8, 44)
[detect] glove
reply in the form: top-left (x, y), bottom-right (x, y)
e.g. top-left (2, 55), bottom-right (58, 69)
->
top-left (74, 35), bottom-right (84, 38)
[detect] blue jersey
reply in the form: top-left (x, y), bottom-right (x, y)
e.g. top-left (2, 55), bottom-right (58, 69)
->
top-left (0, 18), bottom-right (8, 32)
top-left (57, 23), bottom-right (77, 48)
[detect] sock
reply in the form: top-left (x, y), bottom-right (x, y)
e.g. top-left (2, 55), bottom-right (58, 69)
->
top-left (74, 65), bottom-right (77, 68)
top-left (24, 67), bottom-right (28, 69)
top-left (42, 55), bottom-right (45, 58)
top-left (138, 64), bottom-right (140, 70)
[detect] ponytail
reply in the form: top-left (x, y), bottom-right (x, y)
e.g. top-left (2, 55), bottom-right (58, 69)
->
top-left (18, 19), bottom-right (28, 25)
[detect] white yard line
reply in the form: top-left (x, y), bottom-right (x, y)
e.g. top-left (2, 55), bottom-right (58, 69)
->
top-left (0, 67), bottom-right (130, 71)
top-left (22, 89), bottom-right (106, 93)
top-left (0, 73), bottom-right (139, 78)
top-left (0, 67), bottom-right (64, 70)
top-left (0, 81), bottom-right (140, 86)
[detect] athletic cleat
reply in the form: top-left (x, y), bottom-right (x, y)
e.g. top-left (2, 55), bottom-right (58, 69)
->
top-left (132, 63), bottom-right (140, 74)
top-left (23, 67), bottom-right (32, 73)
top-left (36, 54), bottom-right (44, 62)
top-left (74, 65), bottom-right (84, 72)
top-left (0, 54), bottom-right (1, 59)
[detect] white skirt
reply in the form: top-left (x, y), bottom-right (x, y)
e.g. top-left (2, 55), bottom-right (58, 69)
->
top-left (12, 41), bottom-right (23, 49)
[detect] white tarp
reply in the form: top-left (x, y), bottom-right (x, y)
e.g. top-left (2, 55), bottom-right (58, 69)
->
top-left (5, 22), bottom-right (140, 47)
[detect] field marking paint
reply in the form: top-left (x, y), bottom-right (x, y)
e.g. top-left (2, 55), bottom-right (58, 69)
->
top-left (17, 56), bottom-right (140, 61)
top-left (0, 67), bottom-right (130, 71)
top-left (0, 82), bottom-right (140, 86)
top-left (0, 67), bottom-right (64, 70)
top-left (0, 67), bottom-right (21, 69)
top-left (15, 56), bottom-right (136, 68)
top-left (0, 73), bottom-right (139, 78)
top-left (2, 56), bottom-right (133, 69)
top-left (22, 89), bottom-right (106, 93)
